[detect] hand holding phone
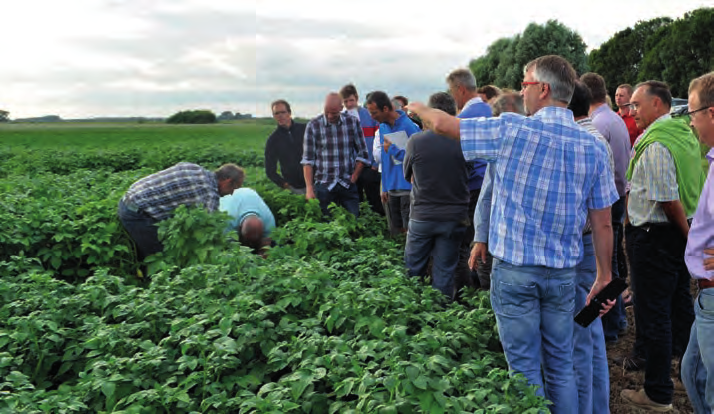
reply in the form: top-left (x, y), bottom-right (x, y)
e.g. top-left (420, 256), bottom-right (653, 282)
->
top-left (574, 278), bottom-right (628, 328)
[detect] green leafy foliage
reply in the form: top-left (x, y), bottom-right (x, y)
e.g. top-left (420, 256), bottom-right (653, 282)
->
top-left (0, 123), bottom-right (549, 413)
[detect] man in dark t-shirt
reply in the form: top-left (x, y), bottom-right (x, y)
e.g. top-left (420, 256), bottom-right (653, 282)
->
top-left (403, 92), bottom-right (470, 299)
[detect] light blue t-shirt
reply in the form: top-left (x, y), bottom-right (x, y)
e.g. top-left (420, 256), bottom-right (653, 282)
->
top-left (219, 188), bottom-right (276, 237)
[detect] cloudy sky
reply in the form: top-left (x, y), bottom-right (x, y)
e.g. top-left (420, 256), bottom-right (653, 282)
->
top-left (1, 0), bottom-right (709, 119)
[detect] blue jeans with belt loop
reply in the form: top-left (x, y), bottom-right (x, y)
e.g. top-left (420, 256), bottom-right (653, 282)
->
top-left (572, 233), bottom-right (610, 413)
top-left (117, 198), bottom-right (163, 261)
top-left (490, 258), bottom-right (577, 414)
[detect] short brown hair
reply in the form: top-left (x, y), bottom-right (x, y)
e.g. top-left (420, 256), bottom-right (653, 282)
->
top-left (270, 99), bottom-right (291, 114)
top-left (635, 80), bottom-right (672, 109)
top-left (617, 84), bottom-right (634, 95)
top-left (215, 163), bottom-right (245, 186)
top-left (477, 85), bottom-right (502, 101)
top-left (393, 95), bottom-right (408, 107)
top-left (580, 72), bottom-right (608, 104)
top-left (689, 72), bottom-right (714, 108)
top-left (339, 84), bottom-right (358, 100)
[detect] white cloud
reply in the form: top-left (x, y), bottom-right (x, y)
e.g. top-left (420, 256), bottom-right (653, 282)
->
top-left (0, 0), bottom-right (710, 119)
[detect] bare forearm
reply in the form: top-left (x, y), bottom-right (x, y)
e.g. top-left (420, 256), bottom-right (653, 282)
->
top-left (661, 200), bottom-right (689, 238)
top-left (353, 161), bottom-right (365, 177)
top-left (407, 103), bottom-right (461, 140)
top-left (592, 221), bottom-right (613, 283)
top-left (303, 165), bottom-right (314, 190)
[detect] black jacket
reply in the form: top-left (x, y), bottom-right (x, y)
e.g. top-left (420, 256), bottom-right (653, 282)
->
top-left (264, 121), bottom-right (307, 189)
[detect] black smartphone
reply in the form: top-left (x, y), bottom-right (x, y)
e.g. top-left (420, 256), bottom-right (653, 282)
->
top-left (574, 278), bottom-right (628, 328)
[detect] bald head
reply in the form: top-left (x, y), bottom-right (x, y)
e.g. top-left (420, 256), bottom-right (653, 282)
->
top-left (240, 216), bottom-right (264, 250)
top-left (324, 92), bottom-right (344, 124)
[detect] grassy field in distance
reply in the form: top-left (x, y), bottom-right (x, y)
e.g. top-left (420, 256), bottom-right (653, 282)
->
top-left (0, 120), bottom-right (274, 151)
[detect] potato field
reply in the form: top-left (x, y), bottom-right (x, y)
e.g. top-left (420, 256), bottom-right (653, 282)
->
top-left (0, 122), bottom-right (548, 413)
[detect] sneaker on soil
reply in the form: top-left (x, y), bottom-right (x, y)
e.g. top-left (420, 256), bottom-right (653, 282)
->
top-left (620, 389), bottom-right (673, 412)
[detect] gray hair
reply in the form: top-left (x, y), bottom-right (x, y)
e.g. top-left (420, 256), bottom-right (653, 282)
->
top-left (427, 92), bottom-right (457, 116)
top-left (524, 55), bottom-right (577, 104)
top-left (491, 92), bottom-right (525, 117)
top-left (446, 68), bottom-right (477, 92)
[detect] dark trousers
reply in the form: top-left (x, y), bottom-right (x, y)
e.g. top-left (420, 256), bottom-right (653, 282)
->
top-left (357, 168), bottom-right (384, 216)
top-left (602, 196), bottom-right (627, 340)
top-left (626, 223), bottom-right (694, 404)
top-left (118, 199), bottom-right (163, 262)
top-left (387, 193), bottom-right (410, 230)
top-left (315, 182), bottom-right (360, 218)
top-left (456, 189), bottom-right (480, 292)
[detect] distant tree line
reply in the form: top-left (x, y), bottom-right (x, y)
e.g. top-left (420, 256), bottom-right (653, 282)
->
top-left (166, 110), bottom-right (217, 124)
top-left (468, 7), bottom-right (713, 100)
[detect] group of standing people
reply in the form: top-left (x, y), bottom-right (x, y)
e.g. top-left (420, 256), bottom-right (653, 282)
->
top-left (117, 53), bottom-right (714, 413)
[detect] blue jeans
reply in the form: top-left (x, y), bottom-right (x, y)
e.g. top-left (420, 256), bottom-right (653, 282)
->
top-left (117, 199), bottom-right (163, 261)
top-left (314, 182), bottom-right (360, 218)
top-left (404, 220), bottom-right (466, 298)
top-left (602, 196), bottom-right (627, 341)
top-left (682, 287), bottom-right (714, 414)
top-left (490, 258), bottom-right (577, 414)
top-left (572, 234), bottom-right (609, 414)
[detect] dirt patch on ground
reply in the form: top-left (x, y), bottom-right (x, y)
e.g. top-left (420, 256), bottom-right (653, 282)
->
top-left (607, 305), bottom-right (693, 413)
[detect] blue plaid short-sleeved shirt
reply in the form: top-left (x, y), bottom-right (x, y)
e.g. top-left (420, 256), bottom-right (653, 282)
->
top-left (460, 106), bottom-right (618, 268)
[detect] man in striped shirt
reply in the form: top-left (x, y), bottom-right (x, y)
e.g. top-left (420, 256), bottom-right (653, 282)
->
top-left (302, 92), bottom-right (370, 218)
top-left (408, 55), bottom-right (618, 414)
top-left (118, 162), bottom-right (244, 261)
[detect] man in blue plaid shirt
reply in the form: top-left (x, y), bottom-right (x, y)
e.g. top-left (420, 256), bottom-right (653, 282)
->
top-left (302, 92), bottom-right (370, 217)
top-left (409, 55), bottom-right (619, 414)
top-left (118, 162), bottom-right (244, 261)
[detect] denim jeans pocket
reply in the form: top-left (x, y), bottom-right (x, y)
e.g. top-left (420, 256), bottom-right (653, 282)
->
top-left (496, 280), bottom-right (537, 317)
top-left (557, 282), bottom-right (576, 313)
top-left (698, 289), bottom-right (714, 315)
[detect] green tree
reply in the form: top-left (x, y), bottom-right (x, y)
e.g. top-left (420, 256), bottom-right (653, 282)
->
top-left (639, 8), bottom-right (714, 98)
top-left (468, 20), bottom-right (588, 91)
top-left (469, 38), bottom-right (513, 87)
top-left (588, 17), bottom-right (673, 98)
top-left (0, 109), bottom-right (9, 122)
top-left (166, 110), bottom-right (217, 124)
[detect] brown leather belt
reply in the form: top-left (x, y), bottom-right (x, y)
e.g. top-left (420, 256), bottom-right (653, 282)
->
top-left (697, 279), bottom-right (714, 290)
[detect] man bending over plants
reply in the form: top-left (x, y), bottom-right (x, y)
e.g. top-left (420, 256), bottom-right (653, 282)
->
top-left (118, 162), bottom-right (244, 261)
top-left (219, 187), bottom-right (276, 253)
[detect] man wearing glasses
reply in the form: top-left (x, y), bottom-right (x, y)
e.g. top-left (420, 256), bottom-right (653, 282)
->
top-left (620, 81), bottom-right (704, 411)
top-left (681, 71), bottom-right (714, 414)
top-left (265, 99), bottom-right (307, 194)
top-left (407, 55), bottom-right (618, 414)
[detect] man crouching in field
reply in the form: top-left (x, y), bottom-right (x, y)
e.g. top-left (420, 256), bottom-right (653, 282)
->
top-left (408, 55), bottom-right (618, 414)
top-left (118, 162), bottom-right (244, 261)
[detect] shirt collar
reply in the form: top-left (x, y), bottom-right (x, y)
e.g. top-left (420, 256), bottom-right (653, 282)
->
top-left (575, 117), bottom-right (593, 126)
top-left (322, 112), bottom-right (344, 126)
top-left (532, 105), bottom-right (574, 121)
top-left (463, 96), bottom-right (485, 110)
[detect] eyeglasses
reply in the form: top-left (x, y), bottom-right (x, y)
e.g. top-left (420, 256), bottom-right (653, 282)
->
top-left (682, 106), bottom-right (711, 117)
top-left (625, 103), bottom-right (641, 112)
top-left (521, 81), bottom-right (541, 89)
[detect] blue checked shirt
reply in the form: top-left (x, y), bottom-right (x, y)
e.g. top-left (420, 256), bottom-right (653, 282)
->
top-left (460, 106), bottom-right (619, 268)
top-left (302, 112), bottom-right (370, 190)
top-left (123, 162), bottom-right (220, 221)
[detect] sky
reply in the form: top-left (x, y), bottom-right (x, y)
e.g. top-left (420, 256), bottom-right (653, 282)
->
top-left (1, 0), bottom-right (710, 119)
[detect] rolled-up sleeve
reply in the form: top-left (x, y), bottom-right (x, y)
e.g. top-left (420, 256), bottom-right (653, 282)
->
top-left (301, 122), bottom-right (316, 166)
top-left (351, 122), bottom-right (370, 165)
top-left (587, 141), bottom-right (620, 210)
